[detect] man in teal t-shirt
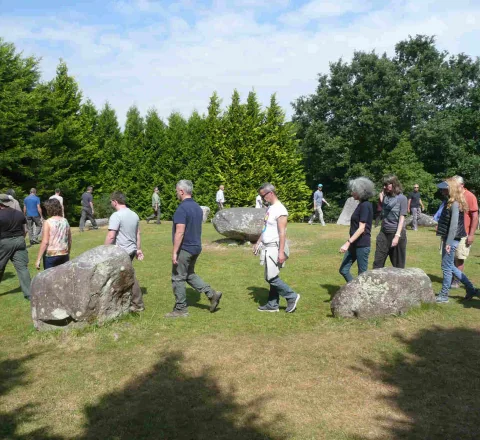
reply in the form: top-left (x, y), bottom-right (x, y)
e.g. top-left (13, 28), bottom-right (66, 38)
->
top-left (146, 187), bottom-right (161, 224)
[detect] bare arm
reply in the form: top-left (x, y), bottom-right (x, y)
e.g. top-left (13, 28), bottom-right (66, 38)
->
top-left (467, 211), bottom-right (478, 245)
top-left (35, 221), bottom-right (50, 269)
top-left (340, 222), bottom-right (366, 253)
top-left (407, 199), bottom-right (411, 213)
top-left (420, 198), bottom-right (425, 211)
top-left (277, 215), bottom-right (288, 264)
top-left (172, 224), bottom-right (185, 264)
top-left (67, 227), bottom-right (72, 253)
top-left (23, 205), bottom-right (26, 215)
top-left (37, 203), bottom-right (42, 218)
top-left (391, 215), bottom-right (405, 247)
top-left (136, 227), bottom-right (144, 260)
top-left (104, 230), bottom-right (117, 245)
top-left (90, 201), bottom-right (94, 214)
top-left (323, 197), bottom-right (330, 206)
top-left (379, 191), bottom-right (384, 203)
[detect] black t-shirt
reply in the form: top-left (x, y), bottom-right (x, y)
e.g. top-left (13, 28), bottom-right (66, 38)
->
top-left (172, 198), bottom-right (203, 255)
top-left (82, 192), bottom-right (93, 209)
top-left (349, 201), bottom-right (373, 248)
top-left (408, 192), bottom-right (421, 208)
top-left (0, 208), bottom-right (26, 239)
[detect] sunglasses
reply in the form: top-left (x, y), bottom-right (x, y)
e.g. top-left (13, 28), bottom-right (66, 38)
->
top-left (260, 191), bottom-right (271, 199)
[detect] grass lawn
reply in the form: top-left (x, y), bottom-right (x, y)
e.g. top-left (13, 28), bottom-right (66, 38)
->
top-left (1, 222), bottom-right (480, 440)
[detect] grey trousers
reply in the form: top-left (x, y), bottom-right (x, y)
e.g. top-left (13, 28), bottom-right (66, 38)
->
top-left (146, 208), bottom-right (161, 224)
top-left (0, 236), bottom-right (31, 298)
top-left (128, 252), bottom-right (145, 310)
top-left (79, 209), bottom-right (97, 231)
top-left (171, 249), bottom-right (214, 310)
top-left (26, 216), bottom-right (42, 244)
top-left (411, 207), bottom-right (421, 230)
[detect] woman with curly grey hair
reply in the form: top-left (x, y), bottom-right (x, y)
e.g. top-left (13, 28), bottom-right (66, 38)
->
top-left (339, 177), bottom-right (375, 282)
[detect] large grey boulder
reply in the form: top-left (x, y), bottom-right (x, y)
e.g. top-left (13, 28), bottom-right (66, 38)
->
top-left (212, 207), bottom-right (266, 241)
top-left (406, 213), bottom-right (437, 228)
top-left (337, 197), bottom-right (360, 225)
top-left (200, 206), bottom-right (210, 223)
top-left (31, 245), bottom-right (134, 331)
top-left (85, 218), bottom-right (108, 227)
top-left (331, 267), bottom-right (435, 319)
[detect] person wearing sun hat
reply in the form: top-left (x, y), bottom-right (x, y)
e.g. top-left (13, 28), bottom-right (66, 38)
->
top-left (308, 183), bottom-right (330, 226)
top-left (0, 194), bottom-right (31, 300)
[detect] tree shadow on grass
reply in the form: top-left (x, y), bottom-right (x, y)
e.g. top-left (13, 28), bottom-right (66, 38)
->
top-left (0, 354), bottom-right (62, 440)
top-left (320, 284), bottom-right (340, 302)
top-left (80, 351), bottom-right (287, 440)
top-left (247, 286), bottom-right (269, 305)
top-left (356, 327), bottom-right (480, 439)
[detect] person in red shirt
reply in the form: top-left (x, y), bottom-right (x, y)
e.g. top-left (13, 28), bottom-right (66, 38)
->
top-left (452, 176), bottom-right (479, 289)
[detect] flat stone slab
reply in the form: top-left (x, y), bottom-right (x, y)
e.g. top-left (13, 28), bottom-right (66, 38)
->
top-left (85, 218), bottom-right (108, 227)
top-left (212, 207), bottom-right (266, 242)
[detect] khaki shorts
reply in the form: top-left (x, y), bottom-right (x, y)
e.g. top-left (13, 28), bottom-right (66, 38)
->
top-left (455, 236), bottom-right (471, 260)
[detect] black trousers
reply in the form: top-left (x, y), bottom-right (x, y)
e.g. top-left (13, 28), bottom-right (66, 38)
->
top-left (373, 229), bottom-right (407, 269)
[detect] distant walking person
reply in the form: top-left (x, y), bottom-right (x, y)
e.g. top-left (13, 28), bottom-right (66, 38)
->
top-left (23, 188), bottom-right (43, 246)
top-left (451, 175), bottom-right (479, 289)
top-left (79, 186), bottom-right (98, 232)
top-left (216, 185), bottom-right (225, 210)
top-left (6, 189), bottom-right (22, 212)
top-left (253, 183), bottom-right (300, 313)
top-left (435, 179), bottom-right (479, 303)
top-left (339, 178), bottom-right (375, 282)
top-left (308, 184), bottom-right (330, 226)
top-left (407, 184), bottom-right (424, 231)
top-left (49, 188), bottom-right (64, 217)
top-left (35, 199), bottom-right (71, 270)
top-left (105, 191), bottom-right (145, 312)
top-left (167, 180), bottom-right (222, 318)
top-left (0, 194), bottom-right (31, 300)
top-left (146, 187), bottom-right (161, 224)
top-left (373, 175), bottom-right (408, 269)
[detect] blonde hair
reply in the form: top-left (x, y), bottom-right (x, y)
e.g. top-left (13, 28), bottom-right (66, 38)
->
top-left (445, 177), bottom-right (469, 212)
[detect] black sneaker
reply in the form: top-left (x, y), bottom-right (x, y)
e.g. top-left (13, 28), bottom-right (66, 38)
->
top-left (164, 309), bottom-right (189, 318)
top-left (464, 289), bottom-right (480, 301)
top-left (285, 294), bottom-right (300, 313)
top-left (257, 304), bottom-right (279, 312)
top-left (209, 291), bottom-right (222, 312)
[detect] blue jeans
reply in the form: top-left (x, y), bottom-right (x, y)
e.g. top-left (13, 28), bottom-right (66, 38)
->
top-left (339, 246), bottom-right (370, 282)
top-left (43, 254), bottom-right (69, 269)
top-left (266, 276), bottom-right (297, 308)
top-left (438, 240), bottom-right (475, 299)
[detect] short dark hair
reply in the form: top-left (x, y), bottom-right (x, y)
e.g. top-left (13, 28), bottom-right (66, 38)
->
top-left (110, 191), bottom-right (126, 205)
top-left (383, 175), bottom-right (403, 195)
top-left (55, 188), bottom-right (61, 193)
top-left (87, 186), bottom-right (93, 191)
top-left (44, 199), bottom-right (63, 217)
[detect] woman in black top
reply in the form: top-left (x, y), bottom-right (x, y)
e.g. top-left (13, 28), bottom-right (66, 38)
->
top-left (339, 177), bottom-right (375, 282)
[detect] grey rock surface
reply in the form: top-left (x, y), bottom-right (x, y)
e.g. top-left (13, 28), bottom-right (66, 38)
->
top-left (405, 213), bottom-right (437, 228)
top-left (200, 206), bottom-right (210, 223)
top-left (85, 218), bottom-right (108, 227)
top-left (212, 207), bottom-right (266, 241)
top-left (337, 197), bottom-right (360, 225)
top-left (331, 267), bottom-right (435, 319)
top-left (31, 245), bottom-right (134, 331)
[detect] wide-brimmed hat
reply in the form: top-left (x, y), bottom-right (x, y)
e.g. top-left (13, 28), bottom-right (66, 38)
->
top-left (0, 194), bottom-right (16, 209)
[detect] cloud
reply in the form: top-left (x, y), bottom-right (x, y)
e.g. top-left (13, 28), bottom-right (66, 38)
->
top-left (1, 0), bottom-right (479, 128)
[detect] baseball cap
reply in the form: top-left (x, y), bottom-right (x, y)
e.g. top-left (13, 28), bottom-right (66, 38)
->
top-left (0, 194), bottom-right (16, 209)
top-left (437, 181), bottom-right (448, 189)
top-left (318, 183), bottom-right (323, 187)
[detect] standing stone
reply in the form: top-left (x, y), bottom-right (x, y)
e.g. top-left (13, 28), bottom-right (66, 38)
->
top-left (337, 197), bottom-right (359, 225)
top-left (85, 218), bottom-right (108, 227)
top-left (331, 267), bottom-right (435, 319)
top-left (213, 207), bottom-right (266, 242)
top-left (31, 245), bottom-right (134, 331)
top-left (200, 206), bottom-right (210, 223)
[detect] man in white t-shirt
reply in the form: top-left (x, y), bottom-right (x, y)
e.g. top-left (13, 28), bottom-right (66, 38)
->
top-left (255, 194), bottom-right (264, 208)
top-left (49, 188), bottom-right (64, 217)
top-left (253, 183), bottom-right (300, 313)
top-left (104, 191), bottom-right (145, 312)
top-left (216, 185), bottom-right (225, 210)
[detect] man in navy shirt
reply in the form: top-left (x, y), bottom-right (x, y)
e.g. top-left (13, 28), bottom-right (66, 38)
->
top-left (23, 188), bottom-right (43, 246)
top-left (166, 180), bottom-right (222, 318)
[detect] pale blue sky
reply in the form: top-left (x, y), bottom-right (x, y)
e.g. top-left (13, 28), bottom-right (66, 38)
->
top-left (1, 0), bottom-right (479, 127)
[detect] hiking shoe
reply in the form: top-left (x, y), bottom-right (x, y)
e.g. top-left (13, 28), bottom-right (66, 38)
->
top-left (464, 288), bottom-right (480, 301)
top-left (209, 291), bottom-right (222, 312)
top-left (257, 304), bottom-right (279, 312)
top-left (286, 294), bottom-right (301, 313)
top-left (436, 296), bottom-right (449, 304)
top-left (130, 306), bottom-right (145, 313)
top-left (450, 280), bottom-right (460, 289)
top-left (164, 309), bottom-right (189, 318)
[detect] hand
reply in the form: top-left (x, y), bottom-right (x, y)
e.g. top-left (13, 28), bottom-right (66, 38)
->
top-left (253, 242), bottom-right (261, 255)
top-left (172, 253), bottom-right (178, 265)
top-left (445, 244), bottom-right (451, 254)
top-left (340, 241), bottom-right (350, 253)
top-left (467, 235), bottom-right (475, 246)
top-left (35, 260), bottom-right (41, 270)
top-left (278, 251), bottom-right (286, 265)
top-left (136, 250), bottom-right (144, 261)
top-left (391, 236), bottom-right (400, 247)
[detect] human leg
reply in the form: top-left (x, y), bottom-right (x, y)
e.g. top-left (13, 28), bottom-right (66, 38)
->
top-left (79, 209), bottom-right (87, 232)
top-left (438, 241), bottom-right (458, 301)
top-left (373, 231), bottom-right (391, 269)
top-left (32, 216), bottom-right (42, 243)
top-left (156, 208), bottom-right (161, 224)
top-left (356, 246), bottom-right (370, 275)
top-left (86, 211), bottom-right (98, 228)
top-left (26, 216), bottom-right (35, 244)
top-left (268, 276), bottom-right (297, 306)
top-left (390, 232), bottom-right (407, 269)
top-left (9, 237), bottom-right (31, 299)
top-left (171, 250), bottom-right (190, 311)
top-left (339, 249), bottom-right (356, 282)
top-left (318, 207), bottom-right (325, 226)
